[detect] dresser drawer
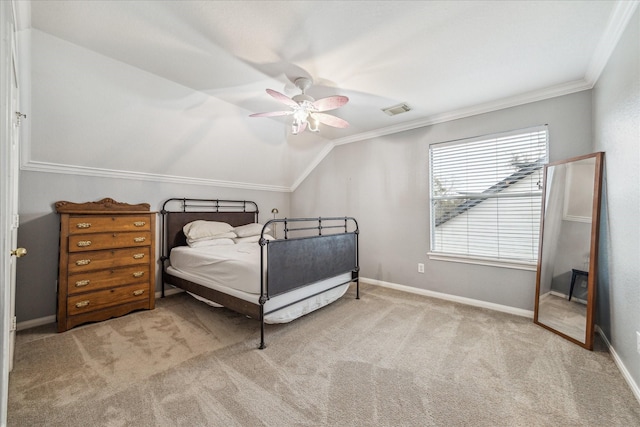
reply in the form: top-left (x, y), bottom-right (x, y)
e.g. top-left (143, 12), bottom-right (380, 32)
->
top-left (69, 231), bottom-right (151, 252)
top-left (68, 265), bottom-right (150, 295)
top-left (67, 283), bottom-right (151, 316)
top-left (68, 215), bottom-right (151, 234)
top-left (68, 247), bottom-right (150, 274)
top-left (56, 200), bottom-right (156, 332)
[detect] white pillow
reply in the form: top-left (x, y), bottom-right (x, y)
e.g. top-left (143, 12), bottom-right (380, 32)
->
top-left (233, 223), bottom-right (270, 238)
top-left (187, 238), bottom-right (235, 248)
top-left (234, 234), bottom-right (274, 244)
top-left (183, 220), bottom-right (233, 240)
top-left (187, 232), bottom-right (237, 243)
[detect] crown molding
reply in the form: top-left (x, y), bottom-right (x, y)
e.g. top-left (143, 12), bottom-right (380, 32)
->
top-left (21, 1), bottom-right (636, 195)
top-left (585, 0), bottom-right (639, 85)
top-left (292, 1), bottom-right (639, 191)
top-left (290, 78), bottom-right (591, 191)
top-left (21, 159), bottom-right (292, 193)
top-left (20, 77), bottom-right (593, 195)
top-left (334, 79), bottom-right (592, 148)
top-left (289, 142), bottom-right (336, 191)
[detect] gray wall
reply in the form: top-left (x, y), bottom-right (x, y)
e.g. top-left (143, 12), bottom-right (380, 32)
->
top-left (25, 28), bottom-right (302, 190)
top-left (593, 8), bottom-right (640, 394)
top-left (16, 171), bottom-right (289, 322)
top-left (15, 26), bottom-right (294, 324)
top-left (291, 91), bottom-right (593, 311)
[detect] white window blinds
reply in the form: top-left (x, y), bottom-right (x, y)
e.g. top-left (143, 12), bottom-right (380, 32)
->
top-left (429, 126), bottom-right (548, 263)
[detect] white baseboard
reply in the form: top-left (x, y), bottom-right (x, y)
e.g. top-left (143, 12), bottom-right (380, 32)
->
top-left (362, 278), bottom-right (640, 404)
top-left (595, 325), bottom-right (640, 405)
top-left (16, 288), bottom-right (185, 331)
top-left (549, 290), bottom-right (587, 305)
top-left (360, 277), bottom-right (534, 318)
top-left (15, 283), bottom-right (640, 405)
top-left (16, 315), bottom-right (55, 331)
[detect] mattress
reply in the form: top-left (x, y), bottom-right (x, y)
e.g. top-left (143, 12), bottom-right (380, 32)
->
top-left (170, 243), bottom-right (262, 294)
top-left (167, 243), bottom-right (352, 323)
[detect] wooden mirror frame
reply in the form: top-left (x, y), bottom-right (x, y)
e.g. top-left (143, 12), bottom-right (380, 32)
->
top-left (533, 152), bottom-right (604, 350)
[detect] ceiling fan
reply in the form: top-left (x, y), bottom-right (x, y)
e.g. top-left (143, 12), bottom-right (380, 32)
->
top-left (250, 77), bottom-right (349, 135)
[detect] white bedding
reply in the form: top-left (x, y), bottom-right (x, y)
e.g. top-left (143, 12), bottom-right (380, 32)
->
top-left (167, 243), bottom-right (352, 323)
top-left (170, 243), bottom-right (262, 294)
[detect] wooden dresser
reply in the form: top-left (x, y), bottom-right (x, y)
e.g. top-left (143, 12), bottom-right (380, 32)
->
top-left (55, 198), bottom-right (156, 332)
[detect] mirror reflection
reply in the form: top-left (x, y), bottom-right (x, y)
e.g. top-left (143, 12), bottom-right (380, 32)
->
top-left (534, 152), bottom-right (603, 349)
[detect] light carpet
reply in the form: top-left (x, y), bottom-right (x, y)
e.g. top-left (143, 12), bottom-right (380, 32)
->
top-left (8, 283), bottom-right (640, 426)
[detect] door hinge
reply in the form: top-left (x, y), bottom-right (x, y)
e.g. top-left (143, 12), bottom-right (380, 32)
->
top-left (12, 214), bottom-right (19, 229)
top-left (10, 316), bottom-right (17, 332)
top-left (15, 112), bottom-right (27, 127)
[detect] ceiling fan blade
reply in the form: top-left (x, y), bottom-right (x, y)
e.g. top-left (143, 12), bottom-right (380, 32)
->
top-left (311, 95), bottom-right (349, 112)
top-left (311, 112), bottom-right (350, 128)
top-left (249, 111), bottom-right (292, 117)
top-left (266, 89), bottom-right (299, 108)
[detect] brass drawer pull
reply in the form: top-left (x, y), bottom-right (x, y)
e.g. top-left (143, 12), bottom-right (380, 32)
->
top-left (77, 241), bottom-right (92, 247)
top-left (75, 279), bottom-right (90, 287)
top-left (133, 221), bottom-right (146, 227)
top-left (75, 300), bottom-right (90, 308)
top-left (133, 271), bottom-right (145, 278)
top-left (75, 259), bottom-right (91, 266)
top-left (133, 289), bottom-right (145, 296)
top-left (76, 223), bottom-right (91, 229)
top-left (133, 237), bottom-right (146, 243)
top-left (133, 253), bottom-right (145, 259)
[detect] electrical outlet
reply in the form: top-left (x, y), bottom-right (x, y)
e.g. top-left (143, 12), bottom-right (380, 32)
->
top-left (418, 263), bottom-right (425, 273)
top-left (637, 331), bottom-right (640, 355)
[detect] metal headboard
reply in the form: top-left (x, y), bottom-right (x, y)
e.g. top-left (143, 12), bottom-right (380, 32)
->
top-left (160, 198), bottom-right (259, 296)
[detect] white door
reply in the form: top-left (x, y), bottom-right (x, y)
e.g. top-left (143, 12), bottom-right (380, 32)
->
top-left (7, 30), bottom-right (22, 373)
top-left (1, 1), bottom-right (23, 424)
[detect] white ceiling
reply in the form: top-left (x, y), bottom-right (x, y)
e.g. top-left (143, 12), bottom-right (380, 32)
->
top-left (21, 1), bottom-right (632, 190)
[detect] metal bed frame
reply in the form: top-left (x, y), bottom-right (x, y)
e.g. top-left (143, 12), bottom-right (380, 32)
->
top-left (160, 198), bottom-right (359, 349)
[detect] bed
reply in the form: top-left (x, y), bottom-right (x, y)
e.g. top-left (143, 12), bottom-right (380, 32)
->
top-left (160, 198), bottom-right (359, 348)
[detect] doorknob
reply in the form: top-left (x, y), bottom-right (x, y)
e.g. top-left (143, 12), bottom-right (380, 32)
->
top-left (10, 248), bottom-right (27, 258)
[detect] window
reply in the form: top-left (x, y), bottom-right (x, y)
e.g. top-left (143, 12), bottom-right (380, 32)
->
top-left (428, 126), bottom-right (548, 268)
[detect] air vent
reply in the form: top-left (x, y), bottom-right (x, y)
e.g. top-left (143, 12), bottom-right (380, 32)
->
top-left (382, 103), bottom-right (411, 116)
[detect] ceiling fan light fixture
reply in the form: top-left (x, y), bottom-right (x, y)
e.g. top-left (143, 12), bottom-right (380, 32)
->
top-left (308, 115), bottom-right (320, 132)
top-left (293, 107), bottom-right (308, 123)
top-left (382, 103), bottom-right (412, 116)
top-left (250, 77), bottom-right (350, 135)
top-left (292, 93), bottom-right (314, 103)
top-left (291, 118), bottom-right (303, 135)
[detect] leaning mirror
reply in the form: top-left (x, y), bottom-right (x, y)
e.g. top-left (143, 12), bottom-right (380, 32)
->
top-left (534, 152), bottom-right (604, 350)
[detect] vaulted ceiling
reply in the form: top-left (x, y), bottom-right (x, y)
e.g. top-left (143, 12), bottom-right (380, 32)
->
top-left (20, 1), bottom-right (630, 191)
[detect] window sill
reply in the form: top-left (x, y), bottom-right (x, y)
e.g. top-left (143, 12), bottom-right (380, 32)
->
top-left (427, 252), bottom-right (537, 271)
